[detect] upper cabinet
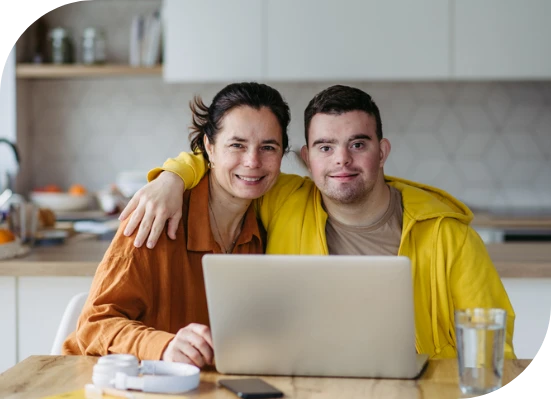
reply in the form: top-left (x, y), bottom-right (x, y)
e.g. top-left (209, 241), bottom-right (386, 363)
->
top-left (454, 0), bottom-right (551, 79)
top-left (162, 0), bottom-right (551, 82)
top-left (163, 0), bottom-right (264, 82)
top-left (266, 0), bottom-right (450, 81)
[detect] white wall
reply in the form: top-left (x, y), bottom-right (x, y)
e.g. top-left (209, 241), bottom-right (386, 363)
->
top-left (21, 79), bottom-right (551, 210)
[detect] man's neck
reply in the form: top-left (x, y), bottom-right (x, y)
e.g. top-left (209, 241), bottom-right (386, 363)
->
top-left (322, 183), bottom-right (391, 227)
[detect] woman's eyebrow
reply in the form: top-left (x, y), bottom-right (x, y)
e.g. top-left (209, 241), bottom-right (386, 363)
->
top-left (228, 136), bottom-right (281, 146)
top-left (261, 139), bottom-right (281, 146)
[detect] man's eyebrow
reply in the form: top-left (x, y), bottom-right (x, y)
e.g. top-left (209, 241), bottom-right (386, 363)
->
top-left (312, 138), bottom-right (338, 146)
top-left (348, 134), bottom-right (372, 142)
top-left (312, 134), bottom-right (372, 146)
top-left (228, 136), bottom-right (281, 146)
top-left (260, 139), bottom-right (281, 146)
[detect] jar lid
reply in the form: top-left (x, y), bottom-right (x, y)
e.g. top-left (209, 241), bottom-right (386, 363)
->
top-left (49, 27), bottom-right (69, 39)
top-left (83, 27), bottom-right (105, 38)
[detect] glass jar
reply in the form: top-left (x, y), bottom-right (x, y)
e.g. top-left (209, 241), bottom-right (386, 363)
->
top-left (81, 28), bottom-right (106, 65)
top-left (47, 27), bottom-right (74, 64)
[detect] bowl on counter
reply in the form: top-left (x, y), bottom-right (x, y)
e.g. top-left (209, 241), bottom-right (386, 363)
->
top-left (30, 192), bottom-right (92, 212)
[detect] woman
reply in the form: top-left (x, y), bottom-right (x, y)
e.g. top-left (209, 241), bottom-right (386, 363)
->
top-left (62, 82), bottom-right (291, 367)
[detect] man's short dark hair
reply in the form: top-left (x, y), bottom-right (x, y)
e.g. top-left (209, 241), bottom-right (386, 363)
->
top-left (304, 85), bottom-right (383, 145)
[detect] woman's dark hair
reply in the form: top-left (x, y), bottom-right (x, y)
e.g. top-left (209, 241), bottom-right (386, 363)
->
top-left (189, 82), bottom-right (291, 161)
top-left (304, 85), bottom-right (383, 145)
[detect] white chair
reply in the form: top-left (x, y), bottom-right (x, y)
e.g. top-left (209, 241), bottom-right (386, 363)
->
top-left (50, 292), bottom-right (88, 355)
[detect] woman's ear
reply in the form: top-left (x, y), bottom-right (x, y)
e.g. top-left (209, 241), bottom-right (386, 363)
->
top-left (203, 135), bottom-right (213, 159)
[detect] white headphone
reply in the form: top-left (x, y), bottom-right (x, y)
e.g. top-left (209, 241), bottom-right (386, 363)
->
top-left (91, 354), bottom-right (200, 394)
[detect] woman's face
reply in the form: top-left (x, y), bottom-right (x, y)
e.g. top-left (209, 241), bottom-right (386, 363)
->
top-left (205, 106), bottom-right (284, 200)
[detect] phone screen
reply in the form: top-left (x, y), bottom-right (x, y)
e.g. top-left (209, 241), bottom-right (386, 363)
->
top-left (219, 378), bottom-right (284, 398)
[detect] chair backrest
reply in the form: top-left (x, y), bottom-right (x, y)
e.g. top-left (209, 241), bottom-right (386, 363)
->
top-left (50, 292), bottom-right (88, 355)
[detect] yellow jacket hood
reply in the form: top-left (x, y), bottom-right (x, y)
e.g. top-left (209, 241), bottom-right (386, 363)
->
top-left (386, 175), bottom-right (473, 224)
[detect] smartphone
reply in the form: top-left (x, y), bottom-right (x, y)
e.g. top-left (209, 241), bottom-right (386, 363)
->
top-left (219, 378), bottom-right (284, 398)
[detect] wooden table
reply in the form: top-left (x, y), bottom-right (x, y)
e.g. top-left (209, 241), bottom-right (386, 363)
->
top-left (0, 356), bottom-right (531, 399)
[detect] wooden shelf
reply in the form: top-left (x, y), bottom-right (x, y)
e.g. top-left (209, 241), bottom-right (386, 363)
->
top-left (16, 64), bottom-right (163, 79)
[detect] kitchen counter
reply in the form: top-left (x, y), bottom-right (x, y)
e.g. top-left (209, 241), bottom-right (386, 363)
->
top-left (1, 237), bottom-right (551, 278)
top-left (0, 236), bottom-right (110, 276)
top-left (473, 210), bottom-right (551, 230)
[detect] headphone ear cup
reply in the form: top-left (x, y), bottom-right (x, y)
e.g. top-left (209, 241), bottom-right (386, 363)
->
top-left (92, 355), bottom-right (139, 388)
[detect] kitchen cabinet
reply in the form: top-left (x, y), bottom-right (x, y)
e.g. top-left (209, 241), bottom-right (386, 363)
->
top-left (266, 0), bottom-right (450, 81)
top-left (0, 277), bottom-right (16, 373)
top-left (163, 0), bottom-right (264, 82)
top-left (17, 277), bottom-right (93, 361)
top-left (454, 0), bottom-right (551, 79)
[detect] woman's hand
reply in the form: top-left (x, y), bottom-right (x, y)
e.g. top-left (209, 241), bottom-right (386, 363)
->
top-left (119, 171), bottom-right (185, 248)
top-left (162, 324), bottom-right (214, 367)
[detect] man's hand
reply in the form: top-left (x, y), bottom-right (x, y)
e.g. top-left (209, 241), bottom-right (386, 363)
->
top-left (119, 171), bottom-right (185, 248)
top-left (162, 324), bottom-right (214, 367)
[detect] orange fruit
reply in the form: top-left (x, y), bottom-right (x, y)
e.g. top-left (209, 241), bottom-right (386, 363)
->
top-left (69, 184), bottom-right (87, 196)
top-left (0, 229), bottom-right (16, 244)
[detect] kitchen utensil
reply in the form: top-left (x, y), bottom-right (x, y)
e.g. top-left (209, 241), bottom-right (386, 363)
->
top-left (8, 202), bottom-right (39, 245)
top-left (0, 138), bottom-right (20, 194)
top-left (34, 229), bottom-right (69, 246)
top-left (0, 189), bottom-right (12, 209)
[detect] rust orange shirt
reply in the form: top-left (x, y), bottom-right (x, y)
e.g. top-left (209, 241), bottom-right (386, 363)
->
top-left (62, 175), bottom-right (263, 360)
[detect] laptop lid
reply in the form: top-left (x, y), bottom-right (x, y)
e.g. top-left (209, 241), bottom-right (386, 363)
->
top-left (202, 254), bottom-right (426, 378)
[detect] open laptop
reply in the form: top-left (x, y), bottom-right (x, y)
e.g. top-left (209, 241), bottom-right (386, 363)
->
top-left (202, 254), bottom-right (429, 379)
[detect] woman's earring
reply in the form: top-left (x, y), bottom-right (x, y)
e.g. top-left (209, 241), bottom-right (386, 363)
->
top-left (208, 161), bottom-right (214, 168)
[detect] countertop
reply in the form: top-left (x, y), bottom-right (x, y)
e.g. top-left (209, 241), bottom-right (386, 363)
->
top-left (472, 210), bottom-right (551, 230)
top-left (0, 355), bottom-right (531, 399)
top-left (0, 236), bottom-right (550, 278)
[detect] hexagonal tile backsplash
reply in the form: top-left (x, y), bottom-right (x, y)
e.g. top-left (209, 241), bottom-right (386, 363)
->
top-left (22, 80), bottom-right (551, 209)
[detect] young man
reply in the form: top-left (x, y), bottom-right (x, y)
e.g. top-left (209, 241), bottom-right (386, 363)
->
top-left (120, 85), bottom-right (516, 359)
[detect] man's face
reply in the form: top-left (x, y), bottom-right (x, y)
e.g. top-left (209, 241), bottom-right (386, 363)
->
top-left (301, 111), bottom-right (390, 205)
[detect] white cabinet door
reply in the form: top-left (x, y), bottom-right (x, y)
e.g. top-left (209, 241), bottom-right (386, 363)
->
top-left (0, 277), bottom-right (16, 373)
top-left (163, 0), bottom-right (264, 82)
top-left (454, 0), bottom-right (551, 79)
top-left (501, 278), bottom-right (551, 359)
top-left (18, 277), bottom-right (92, 361)
top-left (266, 0), bottom-right (450, 81)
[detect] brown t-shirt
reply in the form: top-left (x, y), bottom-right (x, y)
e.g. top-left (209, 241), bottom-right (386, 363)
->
top-left (62, 175), bottom-right (263, 360)
top-left (326, 186), bottom-right (403, 255)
